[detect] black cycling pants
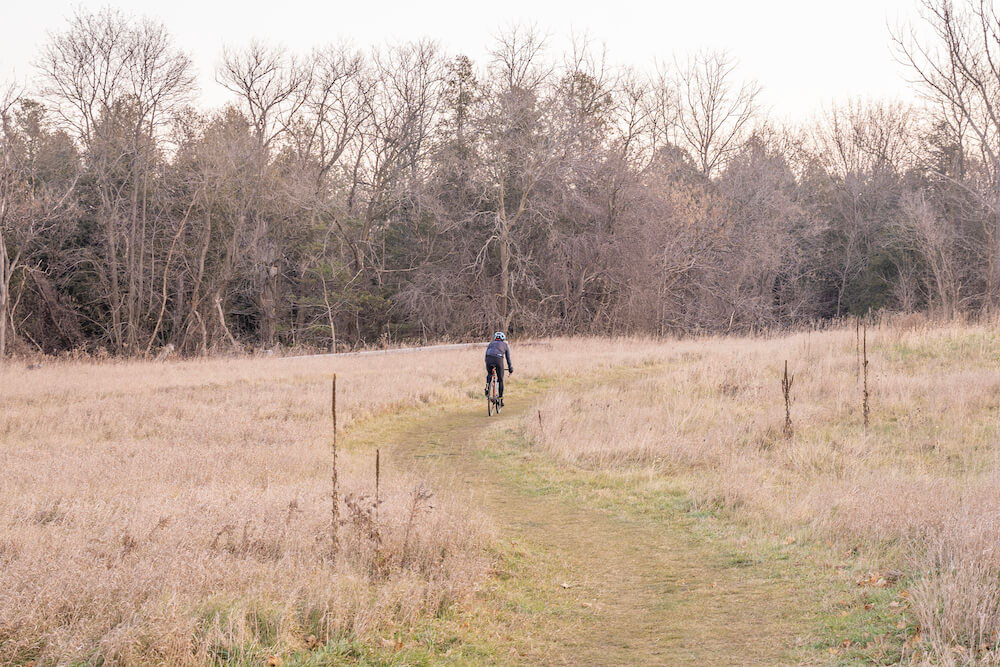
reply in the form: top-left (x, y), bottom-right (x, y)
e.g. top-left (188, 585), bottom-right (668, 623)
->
top-left (486, 357), bottom-right (505, 397)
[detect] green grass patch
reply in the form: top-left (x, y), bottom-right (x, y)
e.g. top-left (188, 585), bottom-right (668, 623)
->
top-left (480, 424), bottom-right (921, 665)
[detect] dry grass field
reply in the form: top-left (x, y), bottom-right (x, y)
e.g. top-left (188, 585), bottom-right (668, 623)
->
top-left (3, 323), bottom-right (1000, 664)
top-left (524, 320), bottom-right (1000, 663)
top-left (0, 339), bottom-right (666, 664)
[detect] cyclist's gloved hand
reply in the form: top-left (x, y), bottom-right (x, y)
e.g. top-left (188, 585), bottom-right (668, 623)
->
top-left (508, 368), bottom-right (513, 374)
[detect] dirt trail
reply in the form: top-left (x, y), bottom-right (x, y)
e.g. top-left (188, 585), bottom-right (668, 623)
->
top-left (350, 386), bottom-right (818, 665)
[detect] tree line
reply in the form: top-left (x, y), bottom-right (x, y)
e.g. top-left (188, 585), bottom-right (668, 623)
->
top-left (0, 1), bottom-right (997, 357)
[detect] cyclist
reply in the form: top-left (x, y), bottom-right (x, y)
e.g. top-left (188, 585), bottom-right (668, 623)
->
top-left (485, 331), bottom-right (513, 406)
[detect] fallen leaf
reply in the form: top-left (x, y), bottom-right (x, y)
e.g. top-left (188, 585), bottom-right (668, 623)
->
top-left (266, 657), bottom-right (282, 667)
top-left (856, 571), bottom-right (891, 588)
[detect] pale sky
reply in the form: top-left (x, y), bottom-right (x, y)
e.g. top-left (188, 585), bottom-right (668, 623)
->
top-left (1, 0), bottom-right (924, 122)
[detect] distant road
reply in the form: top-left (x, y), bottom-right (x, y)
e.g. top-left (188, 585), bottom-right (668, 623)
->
top-left (284, 342), bottom-right (482, 361)
top-left (285, 340), bottom-right (550, 361)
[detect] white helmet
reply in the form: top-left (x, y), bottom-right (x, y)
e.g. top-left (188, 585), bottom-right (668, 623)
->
top-left (493, 331), bottom-right (506, 341)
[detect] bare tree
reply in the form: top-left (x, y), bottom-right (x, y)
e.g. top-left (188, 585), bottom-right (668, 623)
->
top-left (897, 190), bottom-right (962, 317)
top-left (672, 51), bottom-right (760, 178)
top-left (715, 131), bottom-right (811, 330)
top-left (286, 44), bottom-right (372, 347)
top-left (811, 101), bottom-right (914, 316)
top-left (219, 42), bottom-right (308, 151)
top-left (37, 7), bottom-right (194, 353)
top-left (218, 42), bottom-right (309, 347)
top-left (0, 86), bottom-right (23, 359)
top-left (603, 70), bottom-right (652, 232)
top-left (14, 7), bottom-right (1000, 355)
top-left (352, 40), bottom-right (443, 278)
top-left (0, 91), bottom-right (78, 359)
top-left (477, 26), bottom-right (558, 329)
top-left (894, 0), bottom-right (1000, 307)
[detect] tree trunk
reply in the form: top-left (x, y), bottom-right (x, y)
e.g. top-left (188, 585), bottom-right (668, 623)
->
top-left (1, 151), bottom-right (8, 359)
top-left (0, 246), bottom-right (7, 359)
top-left (126, 170), bottom-right (141, 354)
top-left (172, 270), bottom-right (185, 342)
top-left (989, 209), bottom-right (1000, 311)
top-left (105, 211), bottom-right (124, 354)
top-left (0, 292), bottom-right (6, 359)
top-left (499, 211), bottom-right (510, 325)
top-left (214, 291), bottom-right (238, 348)
top-left (321, 272), bottom-right (337, 353)
top-left (261, 264), bottom-right (278, 347)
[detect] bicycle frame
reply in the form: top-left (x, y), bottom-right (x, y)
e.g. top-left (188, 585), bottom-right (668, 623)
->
top-left (486, 365), bottom-right (510, 416)
top-left (487, 367), bottom-right (501, 416)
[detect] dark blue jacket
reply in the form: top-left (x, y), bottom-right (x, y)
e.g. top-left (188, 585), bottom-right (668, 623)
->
top-left (485, 340), bottom-right (512, 370)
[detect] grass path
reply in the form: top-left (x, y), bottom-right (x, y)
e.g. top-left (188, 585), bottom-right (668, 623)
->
top-left (347, 377), bottom-right (826, 665)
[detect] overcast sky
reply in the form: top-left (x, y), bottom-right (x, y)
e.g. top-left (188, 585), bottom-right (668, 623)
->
top-left (2, 0), bottom-right (925, 122)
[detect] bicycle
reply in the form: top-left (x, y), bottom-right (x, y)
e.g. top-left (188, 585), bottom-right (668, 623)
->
top-left (486, 366), bottom-right (509, 416)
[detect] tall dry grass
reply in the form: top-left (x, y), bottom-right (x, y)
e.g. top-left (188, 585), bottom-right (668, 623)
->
top-left (523, 321), bottom-right (1000, 662)
top-left (0, 338), bottom-right (668, 663)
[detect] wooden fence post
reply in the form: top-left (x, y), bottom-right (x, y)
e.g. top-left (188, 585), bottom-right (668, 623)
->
top-left (331, 374), bottom-right (339, 562)
top-left (863, 325), bottom-right (870, 432)
top-left (782, 360), bottom-right (794, 437)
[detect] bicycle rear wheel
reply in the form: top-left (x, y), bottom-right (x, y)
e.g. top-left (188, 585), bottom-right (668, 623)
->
top-left (487, 373), bottom-right (496, 416)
